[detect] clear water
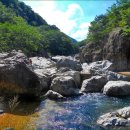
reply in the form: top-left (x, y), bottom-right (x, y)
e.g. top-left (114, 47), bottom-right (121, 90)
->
top-left (33, 93), bottom-right (130, 130)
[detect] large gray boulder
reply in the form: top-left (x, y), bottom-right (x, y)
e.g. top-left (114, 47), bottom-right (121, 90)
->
top-left (0, 51), bottom-right (42, 96)
top-left (81, 76), bottom-right (107, 93)
top-left (34, 69), bottom-right (51, 91)
top-left (97, 107), bottom-right (130, 127)
top-left (103, 81), bottom-right (130, 96)
top-left (50, 76), bottom-right (80, 96)
top-left (56, 57), bottom-right (82, 71)
top-left (53, 70), bottom-right (81, 88)
top-left (31, 57), bottom-right (57, 88)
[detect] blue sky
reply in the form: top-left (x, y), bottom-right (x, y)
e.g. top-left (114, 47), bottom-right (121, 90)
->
top-left (21, 0), bottom-right (116, 41)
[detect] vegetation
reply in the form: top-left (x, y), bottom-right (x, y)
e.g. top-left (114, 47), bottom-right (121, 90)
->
top-left (0, 0), bottom-right (78, 56)
top-left (85, 0), bottom-right (130, 44)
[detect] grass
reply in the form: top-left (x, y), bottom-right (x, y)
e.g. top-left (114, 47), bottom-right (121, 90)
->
top-left (8, 95), bottom-right (20, 113)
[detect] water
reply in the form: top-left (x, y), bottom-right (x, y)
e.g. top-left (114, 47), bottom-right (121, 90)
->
top-left (1, 93), bottom-right (130, 130)
top-left (34, 93), bottom-right (130, 130)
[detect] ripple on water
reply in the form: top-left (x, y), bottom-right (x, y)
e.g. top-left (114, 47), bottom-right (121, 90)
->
top-left (34, 93), bottom-right (130, 130)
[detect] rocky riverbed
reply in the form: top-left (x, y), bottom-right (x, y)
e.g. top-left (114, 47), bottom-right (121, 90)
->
top-left (0, 50), bottom-right (130, 129)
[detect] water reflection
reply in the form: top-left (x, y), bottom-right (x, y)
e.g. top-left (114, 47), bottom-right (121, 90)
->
top-left (35, 93), bottom-right (130, 130)
top-left (0, 93), bottom-right (130, 130)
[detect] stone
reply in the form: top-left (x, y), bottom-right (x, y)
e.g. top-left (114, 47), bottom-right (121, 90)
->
top-left (34, 69), bottom-right (51, 91)
top-left (53, 70), bottom-right (81, 88)
top-left (97, 107), bottom-right (130, 127)
top-left (103, 81), bottom-right (130, 96)
top-left (44, 90), bottom-right (65, 100)
top-left (56, 57), bottom-right (82, 71)
top-left (50, 76), bottom-right (80, 96)
top-left (30, 57), bottom-right (56, 70)
top-left (0, 51), bottom-right (42, 96)
top-left (81, 76), bottom-right (107, 93)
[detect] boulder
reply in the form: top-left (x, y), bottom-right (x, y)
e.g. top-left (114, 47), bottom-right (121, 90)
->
top-left (44, 90), bottom-right (65, 100)
top-left (105, 71), bottom-right (130, 81)
top-left (34, 69), bottom-right (50, 91)
top-left (97, 107), bottom-right (130, 127)
top-left (53, 70), bottom-right (81, 88)
top-left (81, 76), bottom-right (107, 93)
top-left (31, 56), bottom-right (57, 83)
top-left (50, 76), bottom-right (80, 96)
top-left (83, 60), bottom-right (113, 71)
top-left (30, 57), bottom-right (56, 70)
top-left (0, 51), bottom-right (42, 96)
top-left (56, 57), bottom-right (82, 71)
top-left (86, 67), bottom-right (130, 82)
top-left (103, 81), bottom-right (130, 96)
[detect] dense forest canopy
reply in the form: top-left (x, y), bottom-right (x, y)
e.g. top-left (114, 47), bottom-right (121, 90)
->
top-left (78, 0), bottom-right (130, 47)
top-left (80, 0), bottom-right (130, 46)
top-left (0, 0), bottom-right (78, 56)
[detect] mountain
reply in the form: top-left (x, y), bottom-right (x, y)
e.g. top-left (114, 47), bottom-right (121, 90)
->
top-left (0, 0), bottom-right (78, 56)
top-left (80, 1), bottom-right (130, 71)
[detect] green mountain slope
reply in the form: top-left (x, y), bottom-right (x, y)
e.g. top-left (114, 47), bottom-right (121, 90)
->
top-left (84, 0), bottom-right (130, 44)
top-left (0, 0), bottom-right (78, 56)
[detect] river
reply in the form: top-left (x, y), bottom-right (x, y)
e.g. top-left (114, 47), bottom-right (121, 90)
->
top-left (0, 93), bottom-right (130, 130)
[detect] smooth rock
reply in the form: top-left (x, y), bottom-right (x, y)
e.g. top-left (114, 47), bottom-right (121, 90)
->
top-left (53, 70), bottom-right (81, 88)
top-left (56, 57), bottom-right (82, 71)
top-left (50, 76), bottom-right (80, 96)
top-left (0, 51), bottom-right (42, 96)
top-left (34, 70), bottom-right (51, 91)
top-left (103, 81), bottom-right (130, 96)
top-left (81, 76), bottom-right (107, 93)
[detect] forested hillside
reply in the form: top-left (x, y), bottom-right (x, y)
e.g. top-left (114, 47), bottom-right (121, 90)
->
top-left (84, 0), bottom-right (130, 44)
top-left (0, 0), bottom-right (78, 56)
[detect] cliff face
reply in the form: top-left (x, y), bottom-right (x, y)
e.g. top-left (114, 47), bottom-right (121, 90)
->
top-left (80, 28), bottom-right (130, 71)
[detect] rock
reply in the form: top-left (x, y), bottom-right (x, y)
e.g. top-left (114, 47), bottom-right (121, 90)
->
top-left (80, 28), bottom-right (130, 71)
top-left (56, 57), bottom-right (82, 71)
top-left (85, 67), bottom-right (130, 82)
top-left (80, 71), bottom-right (92, 81)
top-left (103, 81), bottom-right (130, 96)
top-left (30, 57), bottom-right (56, 70)
top-left (97, 107), bottom-right (130, 127)
top-left (84, 60), bottom-right (113, 71)
top-left (105, 71), bottom-right (130, 81)
top-left (34, 69), bottom-right (51, 91)
top-left (50, 76), bottom-right (80, 96)
top-left (44, 90), bottom-right (65, 100)
top-left (81, 76), bottom-right (107, 93)
top-left (31, 56), bottom-right (58, 80)
top-left (0, 51), bottom-right (42, 96)
top-left (53, 70), bottom-right (81, 88)
top-left (0, 110), bottom-right (4, 114)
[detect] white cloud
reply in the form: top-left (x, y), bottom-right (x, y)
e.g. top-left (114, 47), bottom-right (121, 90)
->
top-left (70, 22), bottom-right (90, 41)
top-left (24, 1), bottom-right (90, 41)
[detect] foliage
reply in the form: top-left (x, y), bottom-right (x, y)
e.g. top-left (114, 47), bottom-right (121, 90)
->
top-left (0, 1), bottom-right (78, 56)
top-left (39, 28), bottom-right (78, 55)
top-left (0, 0), bottom-right (47, 26)
top-left (86, 1), bottom-right (130, 44)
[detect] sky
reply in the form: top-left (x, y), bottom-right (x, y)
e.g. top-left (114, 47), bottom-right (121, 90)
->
top-left (21, 0), bottom-right (116, 41)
